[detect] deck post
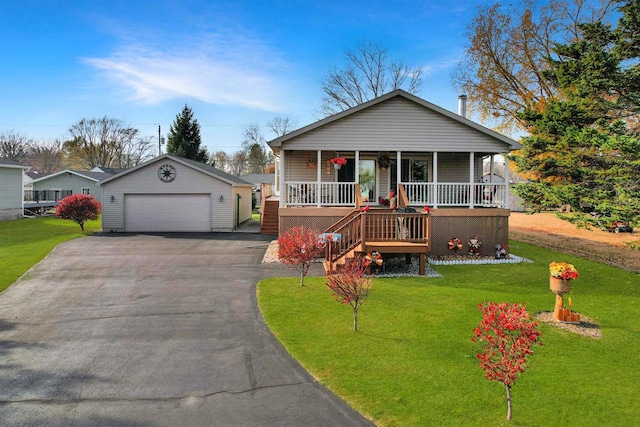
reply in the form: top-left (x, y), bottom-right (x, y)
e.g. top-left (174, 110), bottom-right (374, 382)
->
top-left (419, 253), bottom-right (426, 275)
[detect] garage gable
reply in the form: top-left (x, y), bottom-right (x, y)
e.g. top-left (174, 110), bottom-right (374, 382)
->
top-left (101, 156), bottom-right (238, 232)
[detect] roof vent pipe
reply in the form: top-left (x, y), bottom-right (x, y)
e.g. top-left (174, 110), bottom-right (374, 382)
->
top-left (458, 95), bottom-right (467, 118)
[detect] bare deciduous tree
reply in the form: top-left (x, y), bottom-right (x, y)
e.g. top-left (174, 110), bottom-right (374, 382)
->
top-left (266, 116), bottom-right (297, 138)
top-left (0, 132), bottom-right (33, 162)
top-left (452, 0), bottom-right (615, 135)
top-left (67, 117), bottom-right (138, 168)
top-left (26, 139), bottom-right (65, 173)
top-left (210, 150), bottom-right (231, 172)
top-left (229, 150), bottom-right (248, 176)
top-left (115, 135), bottom-right (155, 168)
top-left (320, 40), bottom-right (423, 116)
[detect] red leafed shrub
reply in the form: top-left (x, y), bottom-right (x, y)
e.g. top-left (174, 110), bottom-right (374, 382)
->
top-left (278, 226), bottom-right (324, 286)
top-left (325, 256), bottom-right (372, 331)
top-left (55, 194), bottom-right (101, 231)
top-left (472, 302), bottom-right (542, 421)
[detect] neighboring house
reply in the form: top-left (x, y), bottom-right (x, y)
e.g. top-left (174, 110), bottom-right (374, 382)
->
top-left (0, 157), bottom-right (30, 221)
top-left (99, 154), bottom-right (253, 232)
top-left (29, 169), bottom-right (116, 202)
top-left (240, 173), bottom-right (275, 192)
top-left (265, 89), bottom-right (521, 269)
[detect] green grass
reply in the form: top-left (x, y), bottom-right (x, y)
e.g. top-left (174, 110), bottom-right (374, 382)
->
top-left (0, 216), bottom-right (101, 292)
top-left (257, 241), bottom-right (640, 426)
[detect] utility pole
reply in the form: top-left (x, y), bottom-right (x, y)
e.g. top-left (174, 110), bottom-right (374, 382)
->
top-left (158, 125), bottom-right (162, 156)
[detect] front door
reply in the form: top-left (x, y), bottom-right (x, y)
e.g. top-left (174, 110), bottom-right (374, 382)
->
top-left (337, 159), bottom-right (376, 203)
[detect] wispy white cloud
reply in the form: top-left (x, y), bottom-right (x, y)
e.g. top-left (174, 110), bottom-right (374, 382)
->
top-left (84, 30), bottom-right (291, 112)
top-left (421, 51), bottom-right (464, 76)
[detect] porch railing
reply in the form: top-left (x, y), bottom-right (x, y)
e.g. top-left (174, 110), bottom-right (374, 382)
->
top-left (402, 183), bottom-right (506, 207)
top-left (24, 190), bottom-right (73, 203)
top-left (284, 182), bottom-right (356, 206)
top-left (284, 181), bottom-right (507, 208)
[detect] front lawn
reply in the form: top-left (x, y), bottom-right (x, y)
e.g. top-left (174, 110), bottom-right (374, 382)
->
top-left (257, 241), bottom-right (640, 426)
top-left (0, 216), bottom-right (101, 292)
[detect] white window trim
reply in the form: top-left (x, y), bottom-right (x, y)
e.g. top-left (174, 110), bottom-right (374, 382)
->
top-left (388, 154), bottom-right (433, 191)
top-left (81, 187), bottom-right (90, 195)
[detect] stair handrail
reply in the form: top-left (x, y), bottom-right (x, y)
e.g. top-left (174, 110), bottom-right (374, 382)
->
top-left (325, 211), bottom-right (363, 265)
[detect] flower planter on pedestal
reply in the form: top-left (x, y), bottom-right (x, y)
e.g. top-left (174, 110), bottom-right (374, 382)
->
top-left (550, 276), bottom-right (572, 321)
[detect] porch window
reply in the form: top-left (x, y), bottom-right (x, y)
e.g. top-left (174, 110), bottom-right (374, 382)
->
top-left (390, 158), bottom-right (430, 192)
top-left (81, 187), bottom-right (90, 195)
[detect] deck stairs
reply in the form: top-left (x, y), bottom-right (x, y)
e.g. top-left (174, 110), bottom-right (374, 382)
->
top-left (322, 205), bottom-right (431, 275)
top-left (260, 199), bottom-right (280, 234)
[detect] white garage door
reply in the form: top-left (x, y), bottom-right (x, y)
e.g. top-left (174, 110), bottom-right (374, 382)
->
top-left (124, 194), bottom-right (211, 232)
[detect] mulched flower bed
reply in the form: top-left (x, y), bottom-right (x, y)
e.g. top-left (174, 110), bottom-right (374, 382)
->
top-left (536, 311), bottom-right (602, 339)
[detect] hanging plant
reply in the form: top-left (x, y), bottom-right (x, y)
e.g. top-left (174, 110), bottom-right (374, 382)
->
top-left (330, 157), bottom-right (347, 166)
top-left (378, 155), bottom-right (391, 170)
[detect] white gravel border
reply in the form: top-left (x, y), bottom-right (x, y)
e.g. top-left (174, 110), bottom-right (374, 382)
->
top-left (428, 254), bottom-right (532, 265)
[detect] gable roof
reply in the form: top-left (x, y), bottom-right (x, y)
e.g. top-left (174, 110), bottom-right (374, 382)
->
top-left (268, 89), bottom-right (520, 150)
top-left (0, 157), bottom-right (30, 170)
top-left (90, 166), bottom-right (127, 175)
top-left (240, 174), bottom-right (276, 186)
top-left (29, 169), bottom-right (108, 184)
top-left (26, 171), bottom-right (51, 180)
top-left (98, 154), bottom-right (253, 186)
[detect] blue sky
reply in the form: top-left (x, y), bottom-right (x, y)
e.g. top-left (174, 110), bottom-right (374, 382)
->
top-left (0, 0), bottom-right (493, 154)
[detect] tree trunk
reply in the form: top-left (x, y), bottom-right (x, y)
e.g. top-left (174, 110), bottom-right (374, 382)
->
top-left (353, 307), bottom-right (358, 331)
top-left (80, 222), bottom-right (84, 231)
top-left (300, 271), bottom-right (305, 286)
top-left (505, 383), bottom-right (512, 421)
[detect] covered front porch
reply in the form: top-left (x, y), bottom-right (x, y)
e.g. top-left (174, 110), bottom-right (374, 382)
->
top-left (275, 150), bottom-right (510, 209)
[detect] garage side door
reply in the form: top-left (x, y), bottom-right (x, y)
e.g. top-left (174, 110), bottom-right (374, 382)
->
top-left (124, 194), bottom-right (211, 232)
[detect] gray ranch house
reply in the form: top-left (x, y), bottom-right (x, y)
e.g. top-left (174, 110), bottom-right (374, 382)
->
top-left (27, 169), bottom-right (117, 203)
top-left (0, 158), bottom-right (30, 221)
top-left (264, 90), bottom-right (521, 273)
top-left (99, 154), bottom-right (253, 232)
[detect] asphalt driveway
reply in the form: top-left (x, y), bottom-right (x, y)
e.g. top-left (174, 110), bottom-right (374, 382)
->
top-left (0, 233), bottom-right (371, 426)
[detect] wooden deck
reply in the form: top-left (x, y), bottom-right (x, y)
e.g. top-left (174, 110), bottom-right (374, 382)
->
top-left (324, 209), bottom-right (431, 275)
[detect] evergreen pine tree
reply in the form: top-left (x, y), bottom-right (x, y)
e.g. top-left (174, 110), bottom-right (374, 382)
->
top-left (166, 105), bottom-right (208, 162)
top-left (511, 1), bottom-right (640, 227)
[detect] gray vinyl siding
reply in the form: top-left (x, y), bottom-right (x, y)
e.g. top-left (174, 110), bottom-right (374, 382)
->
top-left (101, 159), bottom-right (234, 232)
top-left (232, 186), bottom-right (253, 227)
top-left (281, 97), bottom-right (512, 153)
top-left (32, 174), bottom-right (102, 200)
top-left (0, 167), bottom-right (23, 220)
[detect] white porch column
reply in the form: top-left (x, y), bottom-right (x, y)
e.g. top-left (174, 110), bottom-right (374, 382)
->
top-left (489, 155), bottom-right (495, 183)
top-left (469, 152), bottom-right (475, 209)
top-left (279, 149), bottom-right (285, 207)
top-left (396, 151), bottom-right (401, 192)
top-left (504, 154), bottom-right (510, 209)
top-left (432, 152), bottom-right (438, 208)
top-left (354, 151), bottom-right (360, 206)
top-left (317, 150), bottom-right (322, 207)
top-left (274, 155), bottom-right (279, 195)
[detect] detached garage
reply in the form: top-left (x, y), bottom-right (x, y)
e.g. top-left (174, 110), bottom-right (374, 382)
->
top-left (99, 154), bottom-right (253, 232)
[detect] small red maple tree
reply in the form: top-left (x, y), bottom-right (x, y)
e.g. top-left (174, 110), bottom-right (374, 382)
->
top-left (55, 194), bottom-right (101, 231)
top-left (472, 302), bottom-right (542, 421)
top-left (325, 256), bottom-right (372, 331)
top-left (278, 226), bottom-right (323, 286)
